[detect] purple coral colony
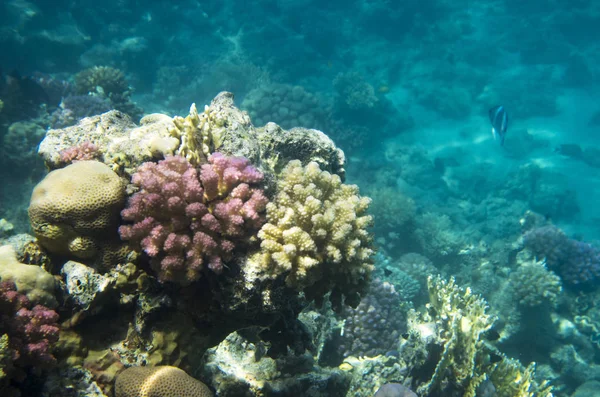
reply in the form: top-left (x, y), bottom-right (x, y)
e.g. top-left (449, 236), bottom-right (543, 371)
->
top-left (119, 153), bottom-right (268, 284)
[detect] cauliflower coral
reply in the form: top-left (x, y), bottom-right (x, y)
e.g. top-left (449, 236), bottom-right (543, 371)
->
top-left (246, 160), bottom-right (374, 308)
top-left (119, 153), bottom-right (267, 285)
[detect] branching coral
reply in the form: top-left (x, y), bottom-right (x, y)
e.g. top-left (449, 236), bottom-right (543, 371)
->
top-left (0, 281), bottom-right (60, 391)
top-left (119, 153), bottom-right (267, 285)
top-left (413, 276), bottom-right (552, 397)
top-left (418, 276), bottom-right (495, 395)
top-left (245, 160), bottom-right (374, 309)
top-left (168, 103), bottom-right (230, 167)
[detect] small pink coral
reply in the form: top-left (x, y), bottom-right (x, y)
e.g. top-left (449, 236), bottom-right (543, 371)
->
top-left (0, 281), bottom-right (60, 384)
top-left (119, 153), bottom-right (267, 285)
top-left (58, 141), bottom-right (100, 165)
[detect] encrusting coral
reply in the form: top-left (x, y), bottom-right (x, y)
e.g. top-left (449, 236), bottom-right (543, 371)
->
top-left (245, 160), bottom-right (374, 309)
top-left (119, 153), bottom-right (268, 285)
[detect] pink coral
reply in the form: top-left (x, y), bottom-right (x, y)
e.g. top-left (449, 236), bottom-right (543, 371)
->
top-left (0, 281), bottom-right (60, 384)
top-left (119, 153), bottom-right (268, 285)
top-left (58, 140), bottom-right (100, 165)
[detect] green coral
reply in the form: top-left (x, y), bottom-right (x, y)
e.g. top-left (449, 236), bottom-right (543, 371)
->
top-left (509, 260), bottom-right (562, 307)
top-left (246, 160), bottom-right (374, 309)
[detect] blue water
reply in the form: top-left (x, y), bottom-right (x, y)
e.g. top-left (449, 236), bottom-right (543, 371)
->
top-left (1, 0), bottom-right (599, 395)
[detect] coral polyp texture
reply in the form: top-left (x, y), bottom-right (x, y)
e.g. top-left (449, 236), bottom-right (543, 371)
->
top-left (28, 160), bottom-right (127, 268)
top-left (119, 153), bottom-right (268, 285)
top-left (523, 224), bottom-right (600, 285)
top-left (246, 160), bottom-right (374, 309)
top-left (115, 365), bottom-right (213, 397)
top-left (0, 280), bottom-right (59, 391)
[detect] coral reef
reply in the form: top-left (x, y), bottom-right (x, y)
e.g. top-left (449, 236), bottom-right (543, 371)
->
top-left (524, 224), bottom-right (600, 285)
top-left (415, 212), bottom-right (465, 262)
top-left (39, 93), bottom-right (261, 176)
top-left (367, 186), bottom-right (416, 254)
top-left (28, 161), bottom-right (127, 269)
top-left (119, 153), bottom-right (267, 284)
top-left (333, 71), bottom-right (378, 111)
top-left (245, 160), bottom-right (374, 309)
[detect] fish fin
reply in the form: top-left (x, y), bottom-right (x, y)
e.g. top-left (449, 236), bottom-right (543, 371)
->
top-left (492, 127), bottom-right (497, 140)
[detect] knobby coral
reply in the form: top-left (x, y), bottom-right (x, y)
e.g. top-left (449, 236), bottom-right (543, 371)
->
top-left (119, 153), bottom-right (267, 285)
top-left (524, 225), bottom-right (600, 285)
top-left (246, 160), bottom-right (374, 309)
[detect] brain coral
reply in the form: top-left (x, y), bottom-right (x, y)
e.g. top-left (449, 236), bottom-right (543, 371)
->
top-left (245, 160), bottom-right (374, 309)
top-left (115, 366), bottom-right (213, 397)
top-left (28, 161), bottom-right (126, 265)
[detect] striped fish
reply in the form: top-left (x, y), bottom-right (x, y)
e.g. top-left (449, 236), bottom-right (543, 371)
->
top-left (489, 105), bottom-right (508, 146)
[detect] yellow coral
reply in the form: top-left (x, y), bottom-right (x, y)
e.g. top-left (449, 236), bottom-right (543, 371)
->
top-left (115, 366), bottom-right (213, 397)
top-left (169, 103), bottom-right (227, 166)
top-left (246, 160), bottom-right (374, 307)
top-left (489, 358), bottom-right (553, 397)
top-left (28, 160), bottom-right (126, 268)
top-left (0, 245), bottom-right (57, 307)
top-left (417, 276), bottom-right (552, 397)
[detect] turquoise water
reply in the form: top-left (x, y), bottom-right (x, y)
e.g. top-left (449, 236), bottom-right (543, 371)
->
top-left (1, 0), bottom-right (599, 396)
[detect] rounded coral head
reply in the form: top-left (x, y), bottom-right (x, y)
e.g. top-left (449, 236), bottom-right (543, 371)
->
top-left (115, 366), bottom-right (213, 397)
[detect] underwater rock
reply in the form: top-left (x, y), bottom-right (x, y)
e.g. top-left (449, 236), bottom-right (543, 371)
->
top-left (0, 218), bottom-right (14, 238)
top-left (202, 330), bottom-right (350, 396)
top-left (373, 383), bottom-right (417, 397)
top-left (43, 366), bottom-right (107, 397)
top-left (61, 261), bottom-right (111, 310)
top-left (572, 380), bottom-right (600, 397)
top-left (257, 122), bottom-right (346, 180)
